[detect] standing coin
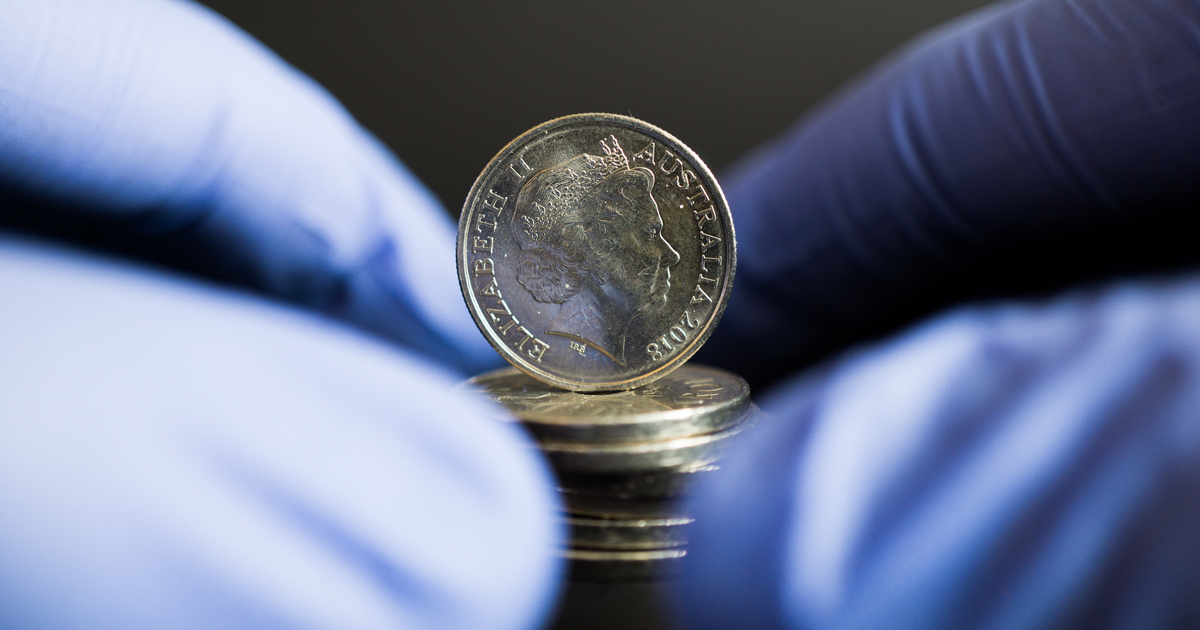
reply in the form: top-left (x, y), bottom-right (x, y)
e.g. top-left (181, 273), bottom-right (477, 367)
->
top-left (457, 113), bottom-right (736, 392)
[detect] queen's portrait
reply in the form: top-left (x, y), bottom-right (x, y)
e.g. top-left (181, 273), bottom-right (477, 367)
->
top-left (511, 136), bottom-right (680, 366)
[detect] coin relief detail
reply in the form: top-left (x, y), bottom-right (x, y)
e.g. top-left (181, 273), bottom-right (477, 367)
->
top-left (458, 114), bottom-right (736, 391)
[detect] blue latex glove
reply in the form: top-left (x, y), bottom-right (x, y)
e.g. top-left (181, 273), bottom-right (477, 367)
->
top-left (0, 0), bottom-right (499, 376)
top-left (678, 0), bottom-right (1200, 628)
top-left (680, 276), bottom-right (1200, 630)
top-left (697, 0), bottom-right (1200, 389)
top-left (0, 1), bottom-right (559, 629)
top-left (0, 235), bottom-right (562, 630)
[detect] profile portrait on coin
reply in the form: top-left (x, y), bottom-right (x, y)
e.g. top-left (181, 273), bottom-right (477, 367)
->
top-left (512, 135), bottom-right (681, 366)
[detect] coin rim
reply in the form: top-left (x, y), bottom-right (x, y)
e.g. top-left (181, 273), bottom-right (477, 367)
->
top-left (456, 113), bottom-right (737, 392)
top-left (562, 547), bottom-right (686, 582)
top-left (556, 463), bottom-right (720, 499)
top-left (564, 515), bottom-right (693, 551)
top-left (464, 364), bottom-right (751, 443)
top-left (542, 414), bottom-right (755, 474)
top-left (559, 490), bottom-right (692, 520)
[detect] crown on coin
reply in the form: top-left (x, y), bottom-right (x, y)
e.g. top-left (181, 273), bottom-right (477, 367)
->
top-left (520, 135), bottom-right (629, 244)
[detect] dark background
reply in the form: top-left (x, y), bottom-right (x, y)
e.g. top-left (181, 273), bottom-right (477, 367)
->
top-left (195, 0), bottom-right (995, 214)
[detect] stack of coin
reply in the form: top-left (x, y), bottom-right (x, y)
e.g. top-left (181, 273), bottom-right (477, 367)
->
top-left (465, 363), bottom-right (755, 582)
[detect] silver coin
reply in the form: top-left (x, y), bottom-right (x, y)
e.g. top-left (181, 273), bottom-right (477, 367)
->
top-left (457, 113), bottom-right (736, 392)
top-left (566, 515), bottom-right (692, 551)
top-left (464, 363), bottom-right (750, 443)
top-left (563, 548), bottom-right (686, 582)
top-left (559, 489), bottom-right (688, 520)
top-left (557, 463), bottom-right (719, 499)
top-left (541, 415), bottom-right (754, 474)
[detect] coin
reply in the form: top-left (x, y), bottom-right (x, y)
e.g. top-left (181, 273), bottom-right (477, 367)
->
top-left (565, 515), bottom-right (692, 551)
top-left (457, 113), bottom-right (736, 392)
top-left (559, 490), bottom-right (689, 520)
top-left (541, 416), bottom-right (754, 474)
top-left (465, 363), bottom-right (750, 443)
top-left (563, 548), bottom-right (686, 582)
top-left (557, 463), bottom-right (719, 499)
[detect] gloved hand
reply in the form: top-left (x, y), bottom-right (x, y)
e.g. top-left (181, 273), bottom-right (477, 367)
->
top-left (697, 0), bottom-right (1200, 389)
top-left (0, 1), bottom-right (558, 629)
top-left (677, 1), bottom-right (1200, 628)
top-left (0, 0), bottom-right (500, 376)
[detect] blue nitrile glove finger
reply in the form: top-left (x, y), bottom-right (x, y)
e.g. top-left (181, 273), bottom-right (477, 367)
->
top-left (0, 233), bottom-right (563, 630)
top-left (697, 0), bottom-right (1200, 387)
top-left (0, 0), bottom-right (498, 375)
top-left (675, 271), bottom-right (1200, 630)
